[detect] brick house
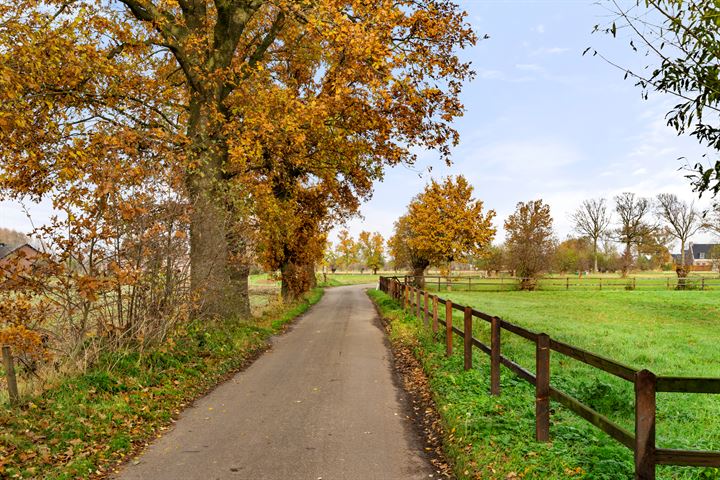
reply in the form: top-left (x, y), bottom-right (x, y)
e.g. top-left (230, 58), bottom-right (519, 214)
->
top-left (0, 243), bottom-right (41, 274)
top-left (672, 242), bottom-right (720, 271)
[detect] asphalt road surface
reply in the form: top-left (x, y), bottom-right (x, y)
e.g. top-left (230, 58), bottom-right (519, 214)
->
top-left (115, 284), bottom-right (435, 480)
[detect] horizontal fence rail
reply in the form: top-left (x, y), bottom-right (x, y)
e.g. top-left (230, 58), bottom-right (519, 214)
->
top-left (377, 276), bottom-right (720, 479)
top-left (402, 274), bottom-right (720, 292)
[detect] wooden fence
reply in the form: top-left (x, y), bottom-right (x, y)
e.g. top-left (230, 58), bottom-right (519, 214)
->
top-left (405, 275), bottom-right (720, 292)
top-left (378, 276), bottom-right (720, 480)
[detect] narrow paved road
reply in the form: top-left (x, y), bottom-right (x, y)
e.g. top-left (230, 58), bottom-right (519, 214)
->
top-left (116, 285), bottom-right (435, 480)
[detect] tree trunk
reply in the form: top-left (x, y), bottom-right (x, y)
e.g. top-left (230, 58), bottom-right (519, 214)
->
top-left (411, 260), bottom-right (428, 288)
top-left (593, 238), bottom-right (599, 273)
top-left (306, 261), bottom-right (317, 289)
top-left (185, 97), bottom-right (241, 318)
top-left (280, 260), bottom-right (314, 301)
top-left (228, 261), bottom-right (251, 318)
top-left (520, 277), bottom-right (537, 291)
top-left (621, 243), bottom-right (632, 278)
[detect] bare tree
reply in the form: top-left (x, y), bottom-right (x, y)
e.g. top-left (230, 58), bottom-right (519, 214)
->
top-left (571, 198), bottom-right (611, 273)
top-left (614, 192), bottom-right (654, 277)
top-left (655, 193), bottom-right (702, 277)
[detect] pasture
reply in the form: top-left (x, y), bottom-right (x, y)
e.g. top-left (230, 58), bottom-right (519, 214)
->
top-left (400, 287), bottom-right (720, 478)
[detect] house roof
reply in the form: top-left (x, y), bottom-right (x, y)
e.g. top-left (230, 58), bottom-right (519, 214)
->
top-left (690, 243), bottom-right (720, 259)
top-left (0, 243), bottom-right (38, 260)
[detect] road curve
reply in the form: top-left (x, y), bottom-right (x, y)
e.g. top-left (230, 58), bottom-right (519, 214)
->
top-left (115, 284), bottom-right (435, 480)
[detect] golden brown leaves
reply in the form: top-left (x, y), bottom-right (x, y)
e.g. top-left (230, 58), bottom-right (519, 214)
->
top-left (404, 175), bottom-right (496, 267)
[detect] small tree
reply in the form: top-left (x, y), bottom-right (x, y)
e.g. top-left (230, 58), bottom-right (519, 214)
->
top-left (358, 231), bottom-right (385, 275)
top-left (475, 245), bottom-right (505, 276)
top-left (504, 200), bottom-right (556, 290)
top-left (404, 176), bottom-right (496, 285)
top-left (655, 193), bottom-right (702, 278)
top-left (336, 230), bottom-right (359, 272)
top-left (553, 237), bottom-right (593, 274)
top-left (614, 193), bottom-right (654, 277)
top-left (571, 198), bottom-right (611, 273)
top-left (323, 243), bottom-right (339, 274)
top-left (388, 215), bottom-right (430, 285)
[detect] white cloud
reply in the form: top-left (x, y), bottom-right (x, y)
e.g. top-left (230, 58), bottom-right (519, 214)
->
top-left (530, 47), bottom-right (570, 56)
top-left (515, 63), bottom-right (543, 72)
top-left (532, 24), bottom-right (546, 34)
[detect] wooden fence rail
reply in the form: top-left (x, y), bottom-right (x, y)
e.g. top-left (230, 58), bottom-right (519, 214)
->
top-left (402, 275), bottom-right (720, 292)
top-left (377, 276), bottom-right (720, 480)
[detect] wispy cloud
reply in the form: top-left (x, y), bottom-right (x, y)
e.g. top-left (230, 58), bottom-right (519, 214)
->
top-left (530, 46), bottom-right (571, 56)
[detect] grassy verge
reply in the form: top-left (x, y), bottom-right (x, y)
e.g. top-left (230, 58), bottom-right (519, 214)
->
top-left (318, 273), bottom-right (379, 286)
top-left (367, 289), bottom-right (720, 480)
top-left (0, 288), bottom-right (323, 479)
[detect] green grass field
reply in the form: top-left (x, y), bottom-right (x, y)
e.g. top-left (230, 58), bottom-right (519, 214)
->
top-left (421, 273), bottom-right (720, 292)
top-left (371, 287), bottom-right (720, 479)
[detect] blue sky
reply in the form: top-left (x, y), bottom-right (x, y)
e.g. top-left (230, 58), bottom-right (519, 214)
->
top-left (339, 0), bottom-right (717, 249)
top-left (1, 0), bottom-right (716, 252)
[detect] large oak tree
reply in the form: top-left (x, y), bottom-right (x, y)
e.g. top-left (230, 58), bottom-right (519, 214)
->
top-left (0, 0), bottom-right (477, 317)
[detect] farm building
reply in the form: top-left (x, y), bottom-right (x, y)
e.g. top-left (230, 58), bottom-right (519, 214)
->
top-left (0, 242), bottom-right (41, 274)
top-left (672, 242), bottom-right (720, 270)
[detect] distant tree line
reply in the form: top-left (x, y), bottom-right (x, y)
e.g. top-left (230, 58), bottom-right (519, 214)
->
top-left (383, 181), bottom-right (720, 290)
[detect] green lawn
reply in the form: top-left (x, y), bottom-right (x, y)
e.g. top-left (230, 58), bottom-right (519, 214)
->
top-left (423, 274), bottom-right (720, 292)
top-left (371, 288), bottom-right (720, 479)
top-left (318, 272), bottom-right (380, 286)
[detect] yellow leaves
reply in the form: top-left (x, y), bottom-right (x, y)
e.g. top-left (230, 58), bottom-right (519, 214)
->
top-left (0, 324), bottom-right (49, 362)
top-left (401, 175), bottom-right (496, 266)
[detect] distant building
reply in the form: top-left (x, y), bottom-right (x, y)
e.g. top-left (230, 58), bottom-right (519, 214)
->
top-left (0, 242), bottom-right (41, 274)
top-left (672, 242), bottom-right (720, 270)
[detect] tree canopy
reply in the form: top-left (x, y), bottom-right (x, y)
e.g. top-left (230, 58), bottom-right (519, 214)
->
top-left (390, 175), bottom-right (495, 284)
top-left (0, 0), bottom-right (478, 316)
top-left (504, 199), bottom-right (555, 289)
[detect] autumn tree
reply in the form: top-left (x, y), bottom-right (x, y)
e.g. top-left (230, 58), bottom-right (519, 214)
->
top-left (474, 244), bottom-right (505, 277)
top-left (388, 215), bottom-right (430, 284)
top-left (655, 193), bottom-right (702, 278)
top-left (323, 244), bottom-right (339, 274)
top-left (0, 0), bottom-right (478, 317)
top-left (336, 230), bottom-right (359, 272)
top-left (389, 177), bottom-right (495, 286)
top-left (571, 198), bottom-right (611, 273)
top-left (358, 232), bottom-right (385, 275)
top-left (0, 228), bottom-right (31, 247)
top-left (637, 228), bottom-right (673, 271)
top-left (504, 200), bottom-right (555, 290)
top-left (553, 237), bottom-right (593, 274)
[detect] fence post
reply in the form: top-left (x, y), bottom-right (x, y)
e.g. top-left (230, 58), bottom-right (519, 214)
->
top-left (535, 333), bottom-right (550, 442)
top-left (2, 345), bottom-right (19, 406)
top-left (437, 276), bottom-right (441, 291)
top-left (635, 369), bottom-right (657, 480)
top-left (666, 277), bottom-right (670, 290)
top-left (599, 278), bottom-right (602, 291)
top-left (468, 277), bottom-right (471, 291)
top-left (416, 289), bottom-right (421, 319)
top-left (490, 317), bottom-right (501, 396)
top-left (423, 291), bottom-right (430, 326)
top-left (445, 300), bottom-right (453, 357)
top-left (633, 277), bottom-right (637, 290)
top-left (566, 277), bottom-right (569, 290)
top-left (432, 296), bottom-right (439, 334)
top-left (404, 285), bottom-right (409, 310)
top-left (702, 278), bottom-right (706, 291)
top-left (463, 307), bottom-right (472, 371)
